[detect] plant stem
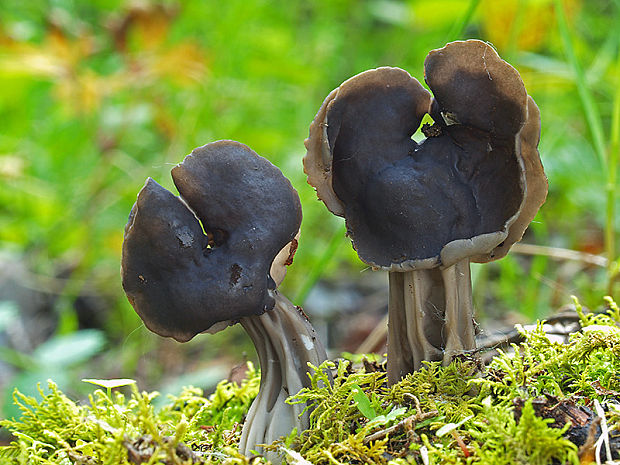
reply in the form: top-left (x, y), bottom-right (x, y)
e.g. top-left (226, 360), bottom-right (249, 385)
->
top-left (607, 24), bottom-right (620, 294)
top-left (446, 0), bottom-right (481, 41)
top-left (556, 0), bottom-right (619, 293)
top-left (505, 0), bottom-right (527, 59)
top-left (554, 0), bottom-right (607, 168)
top-left (294, 222), bottom-right (346, 306)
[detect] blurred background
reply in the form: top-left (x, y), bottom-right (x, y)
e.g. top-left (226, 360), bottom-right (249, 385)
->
top-left (1, 0), bottom-right (619, 424)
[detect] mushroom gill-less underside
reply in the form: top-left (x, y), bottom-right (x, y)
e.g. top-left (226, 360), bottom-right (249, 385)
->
top-left (304, 40), bottom-right (547, 384)
top-left (121, 141), bottom-right (329, 463)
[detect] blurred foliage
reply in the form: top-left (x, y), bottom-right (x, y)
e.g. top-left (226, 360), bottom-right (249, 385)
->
top-left (2, 0), bottom-right (620, 420)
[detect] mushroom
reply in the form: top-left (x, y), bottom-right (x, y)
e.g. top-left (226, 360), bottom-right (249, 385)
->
top-left (121, 140), bottom-right (328, 462)
top-left (304, 40), bottom-right (547, 384)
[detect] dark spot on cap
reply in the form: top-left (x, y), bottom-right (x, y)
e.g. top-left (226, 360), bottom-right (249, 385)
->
top-left (229, 263), bottom-right (242, 287)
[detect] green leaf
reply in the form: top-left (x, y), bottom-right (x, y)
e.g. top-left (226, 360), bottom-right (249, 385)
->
top-left (436, 415), bottom-right (474, 437)
top-left (351, 384), bottom-right (376, 420)
top-left (366, 406), bottom-right (407, 429)
top-left (32, 329), bottom-right (105, 367)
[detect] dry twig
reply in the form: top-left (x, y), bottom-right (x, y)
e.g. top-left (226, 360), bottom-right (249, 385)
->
top-left (363, 409), bottom-right (438, 444)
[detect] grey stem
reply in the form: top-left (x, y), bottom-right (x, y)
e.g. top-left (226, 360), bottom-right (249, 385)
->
top-left (238, 290), bottom-right (328, 463)
top-left (387, 259), bottom-right (476, 385)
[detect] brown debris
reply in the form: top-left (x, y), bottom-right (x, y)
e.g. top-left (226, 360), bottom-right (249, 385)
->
top-left (513, 396), bottom-right (620, 461)
top-left (513, 396), bottom-right (592, 430)
top-left (123, 435), bottom-right (204, 464)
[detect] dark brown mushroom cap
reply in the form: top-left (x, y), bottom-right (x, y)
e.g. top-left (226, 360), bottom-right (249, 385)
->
top-left (304, 40), bottom-right (546, 270)
top-left (304, 68), bottom-right (431, 218)
top-left (121, 141), bottom-right (302, 342)
top-left (424, 40), bottom-right (527, 137)
top-left (470, 96), bottom-right (548, 263)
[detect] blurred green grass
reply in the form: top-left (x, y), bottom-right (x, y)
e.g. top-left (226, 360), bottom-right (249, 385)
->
top-left (1, 0), bottom-right (620, 416)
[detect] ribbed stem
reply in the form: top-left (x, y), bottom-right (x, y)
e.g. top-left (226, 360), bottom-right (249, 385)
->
top-left (239, 291), bottom-right (328, 463)
top-left (387, 260), bottom-right (476, 385)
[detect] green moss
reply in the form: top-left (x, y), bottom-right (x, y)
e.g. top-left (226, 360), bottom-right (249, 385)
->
top-left (1, 300), bottom-right (619, 464)
top-left (0, 363), bottom-right (262, 464)
top-left (387, 359), bottom-right (479, 423)
top-left (469, 398), bottom-right (578, 465)
top-left (475, 298), bottom-right (620, 402)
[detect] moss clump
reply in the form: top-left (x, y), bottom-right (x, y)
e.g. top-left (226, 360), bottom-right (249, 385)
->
top-left (468, 398), bottom-right (577, 465)
top-left (0, 363), bottom-right (263, 464)
top-left (287, 359), bottom-right (581, 464)
top-left (286, 298), bottom-right (618, 464)
top-left (1, 299), bottom-right (619, 464)
top-left (476, 297), bottom-right (620, 401)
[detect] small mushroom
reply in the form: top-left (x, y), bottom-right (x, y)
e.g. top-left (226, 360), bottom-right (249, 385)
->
top-left (121, 140), bottom-right (328, 462)
top-left (304, 40), bottom-right (547, 384)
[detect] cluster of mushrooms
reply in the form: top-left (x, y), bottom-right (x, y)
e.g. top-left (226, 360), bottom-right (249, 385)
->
top-left (121, 40), bottom-right (547, 463)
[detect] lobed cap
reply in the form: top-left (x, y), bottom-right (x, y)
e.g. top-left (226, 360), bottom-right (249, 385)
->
top-left (304, 40), bottom-right (547, 270)
top-left (121, 141), bottom-right (302, 342)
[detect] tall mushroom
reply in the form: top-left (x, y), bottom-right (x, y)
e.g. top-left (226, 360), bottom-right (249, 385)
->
top-left (304, 40), bottom-right (547, 384)
top-left (121, 140), bottom-right (328, 462)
